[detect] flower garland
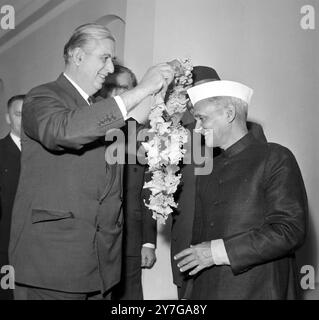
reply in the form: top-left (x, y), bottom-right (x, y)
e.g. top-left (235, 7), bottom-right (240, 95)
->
top-left (143, 59), bottom-right (193, 224)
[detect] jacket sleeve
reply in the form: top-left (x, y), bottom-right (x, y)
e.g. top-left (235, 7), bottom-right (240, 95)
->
top-left (141, 170), bottom-right (157, 246)
top-left (224, 146), bottom-right (308, 275)
top-left (22, 85), bottom-right (125, 151)
top-left (142, 204), bottom-right (157, 246)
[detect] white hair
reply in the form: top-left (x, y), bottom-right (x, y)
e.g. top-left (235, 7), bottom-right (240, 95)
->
top-left (63, 23), bottom-right (115, 64)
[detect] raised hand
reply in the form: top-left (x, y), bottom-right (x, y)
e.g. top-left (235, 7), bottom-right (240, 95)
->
top-left (120, 63), bottom-right (175, 116)
top-left (139, 63), bottom-right (175, 97)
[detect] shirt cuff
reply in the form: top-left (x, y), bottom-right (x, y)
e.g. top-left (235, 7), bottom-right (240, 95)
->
top-left (114, 96), bottom-right (128, 120)
top-left (142, 243), bottom-right (156, 249)
top-left (210, 239), bottom-right (230, 265)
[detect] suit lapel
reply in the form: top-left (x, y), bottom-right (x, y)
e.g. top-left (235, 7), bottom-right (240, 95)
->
top-left (55, 74), bottom-right (90, 109)
top-left (5, 135), bottom-right (21, 156)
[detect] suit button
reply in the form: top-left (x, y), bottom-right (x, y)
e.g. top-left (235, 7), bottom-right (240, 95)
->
top-left (96, 225), bottom-right (100, 232)
top-left (210, 222), bottom-right (215, 227)
top-left (219, 179), bottom-right (223, 184)
top-left (117, 221), bottom-right (122, 228)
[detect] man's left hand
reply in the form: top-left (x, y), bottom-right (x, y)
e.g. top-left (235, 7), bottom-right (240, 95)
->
top-left (174, 242), bottom-right (215, 276)
top-left (141, 247), bottom-right (156, 268)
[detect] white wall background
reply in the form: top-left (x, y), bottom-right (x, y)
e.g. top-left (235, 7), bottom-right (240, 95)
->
top-left (0, 0), bottom-right (318, 299)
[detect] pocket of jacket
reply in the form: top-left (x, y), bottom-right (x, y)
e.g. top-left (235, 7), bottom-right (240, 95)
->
top-left (31, 209), bottom-right (74, 224)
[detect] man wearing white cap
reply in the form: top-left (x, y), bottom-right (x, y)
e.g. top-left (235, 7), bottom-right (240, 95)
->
top-left (171, 68), bottom-right (268, 299)
top-left (174, 80), bottom-right (308, 299)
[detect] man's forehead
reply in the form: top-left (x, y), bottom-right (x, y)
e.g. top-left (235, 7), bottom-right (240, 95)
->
top-left (194, 98), bottom-right (223, 119)
top-left (10, 99), bottom-right (23, 110)
top-left (194, 104), bottom-right (209, 118)
top-left (194, 98), bottom-right (215, 111)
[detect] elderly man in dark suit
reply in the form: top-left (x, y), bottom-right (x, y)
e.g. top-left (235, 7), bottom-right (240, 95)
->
top-left (175, 80), bottom-right (307, 299)
top-left (97, 65), bottom-right (157, 300)
top-left (9, 23), bottom-right (174, 300)
top-left (171, 66), bottom-right (267, 299)
top-left (0, 95), bottom-right (24, 300)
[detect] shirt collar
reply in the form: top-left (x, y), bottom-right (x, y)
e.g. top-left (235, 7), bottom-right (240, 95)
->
top-left (10, 132), bottom-right (21, 151)
top-left (63, 73), bottom-right (90, 105)
top-left (222, 132), bottom-right (257, 158)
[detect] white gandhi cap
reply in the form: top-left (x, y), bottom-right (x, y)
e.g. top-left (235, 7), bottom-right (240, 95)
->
top-left (187, 80), bottom-right (254, 106)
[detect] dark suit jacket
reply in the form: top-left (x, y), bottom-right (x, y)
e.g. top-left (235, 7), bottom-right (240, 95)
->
top-left (0, 135), bottom-right (21, 266)
top-left (171, 119), bottom-right (267, 289)
top-left (9, 74), bottom-right (127, 293)
top-left (117, 120), bottom-right (156, 256)
top-left (191, 133), bottom-right (307, 299)
top-left (123, 163), bottom-right (156, 257)
top-left (111, 121), bottom-right (156, 300)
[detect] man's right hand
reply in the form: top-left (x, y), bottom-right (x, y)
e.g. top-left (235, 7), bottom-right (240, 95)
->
top-left (138, 63), bottom-right (175, 97)
top-left (120, 63), bottom-right (175, 116)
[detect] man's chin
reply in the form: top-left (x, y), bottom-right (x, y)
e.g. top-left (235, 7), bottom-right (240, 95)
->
top-left (204, 137), bottom-right (215, 148)
top-left (93, 83), bottom-right (103, 93)
top-left (205, 141), bottom-right (214, 148)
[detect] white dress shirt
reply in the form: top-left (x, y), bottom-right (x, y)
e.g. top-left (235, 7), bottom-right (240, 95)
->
top-left (63, 73), bottom-right (128, 120)
top-left (143, 243), bottom-right (155, 249)
top-left (10, 132), bottom-right (21, 151)
top-left (211, 239), bottom-right (230, 265)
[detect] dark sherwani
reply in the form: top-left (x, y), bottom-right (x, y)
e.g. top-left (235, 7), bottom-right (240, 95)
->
top-left (0, 134), bottom-right (21, 300)
top-left (191, 132), bottom-right (308, 300)
top-left (171, 116), bottom-right (267, 298)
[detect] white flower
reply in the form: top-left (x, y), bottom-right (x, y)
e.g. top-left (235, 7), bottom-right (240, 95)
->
top-left (157, 121), bottom-right (172, 136)
top-left (143, 58), bottom-right (193, 224)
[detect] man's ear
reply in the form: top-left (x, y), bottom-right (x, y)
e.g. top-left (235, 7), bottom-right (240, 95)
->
top-left (5, 113), bottom-right (11, 125)
top-left (226, 105), bottom-right (236, 123)
top-left (72, 47), bottom-right (85, 66)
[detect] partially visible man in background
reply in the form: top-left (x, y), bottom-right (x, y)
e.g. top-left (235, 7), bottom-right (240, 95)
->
top-left (97, 65), bottom-right (157, 300)
top-left (0, 95), bottom-right (24, 300)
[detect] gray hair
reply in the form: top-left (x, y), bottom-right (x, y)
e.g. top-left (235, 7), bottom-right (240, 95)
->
top-left (206, 96), bottom-right (248, 123)
top-left (63, 23), bottom-right (115, 64)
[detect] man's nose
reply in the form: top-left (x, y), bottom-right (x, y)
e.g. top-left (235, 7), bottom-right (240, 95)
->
top-left (105, 59), bottom-right (114, 74)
